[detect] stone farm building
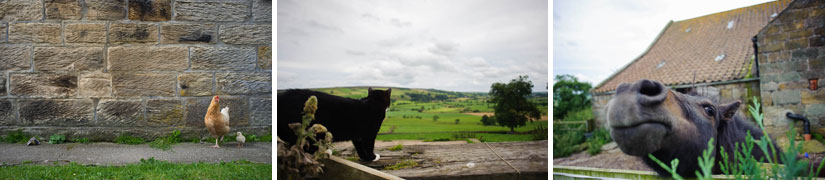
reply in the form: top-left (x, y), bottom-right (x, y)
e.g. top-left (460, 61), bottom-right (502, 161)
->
top-left (0, 0), bottom-right (272, 141)
top-left (591, 0), bottom-right (825, 139)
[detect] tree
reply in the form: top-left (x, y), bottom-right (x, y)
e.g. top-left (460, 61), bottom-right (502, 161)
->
top-left (553, 74), bottom-right (592, 120)
top-left (489, 75), bottom-right (541, 133)
top-left (433, 115), bottom-right (439, 122)
top-left (481, 115), bottom-right (495, 126)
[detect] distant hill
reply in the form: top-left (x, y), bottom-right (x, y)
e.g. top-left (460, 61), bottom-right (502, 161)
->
top-left (277, 86), bottom-right (548, 103)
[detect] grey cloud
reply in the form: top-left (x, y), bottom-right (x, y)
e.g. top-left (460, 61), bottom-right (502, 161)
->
top-left (306, 20), bottom-right (343, 32)
top-left (345, 50), bottom-right (367, 56)
top-left (428, 42), bottom-right (460, 57)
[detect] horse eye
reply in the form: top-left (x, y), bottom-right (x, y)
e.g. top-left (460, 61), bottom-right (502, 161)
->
top-left (703, 105), bottom-right (715, 115)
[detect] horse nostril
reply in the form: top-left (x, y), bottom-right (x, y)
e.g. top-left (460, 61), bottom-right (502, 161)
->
top-left (639, 80), bottom-right (662, 97)
top-left (637, 79), bottom-right (666, 105)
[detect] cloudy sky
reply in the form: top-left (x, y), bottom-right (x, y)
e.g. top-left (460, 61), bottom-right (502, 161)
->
top-left (277, 0), bottom-right (548, 92)
top-left (554, 0), bottom-right (772, 85)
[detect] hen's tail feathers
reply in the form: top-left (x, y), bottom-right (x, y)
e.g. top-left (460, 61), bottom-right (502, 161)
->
top-left (221, 107), bottom-right (230, 124)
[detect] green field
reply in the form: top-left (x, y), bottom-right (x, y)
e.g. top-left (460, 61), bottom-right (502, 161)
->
top-left (293, 87), bottom-right (549, 142)
top-left (0, 160), bottom-right (270, 180)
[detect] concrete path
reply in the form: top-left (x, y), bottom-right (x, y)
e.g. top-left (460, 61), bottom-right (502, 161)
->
top-left (0, 142), bottom-right (271, 166)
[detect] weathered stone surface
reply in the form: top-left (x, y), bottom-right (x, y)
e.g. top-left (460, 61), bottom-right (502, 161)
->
top-left (45, 0), bottom-right (82, 20)
top-left (85, 0), bottom-right (126, 20)
top-left (191, 46), bottom-right (256, 71)
top-left (778, 71), bottom-right (802, 82)
top-left (0, 74), bottom-right (5, 96)
top-left (1, 23), bottom-right (6, 43)
top-left (128, 0), bottom-right (171, 21)
top-left (0, 100), bottom-right (13, 125)
top-left (803, 90), bottom-right (825, 104)
top-left (792, 47), bottom-right (819, 61)
top-left (112, 73), bottom-right (176, 97)
top-left (253, 0), bottom-right (272, 22)
top-left (109, 23), bottom-right (158, 44)
top-left (97, 99), bottom-right (143, 126)
top-left (108, 46), bottom-right (187, 71)
top-left (178, 73), bottom-right (213, 96)
top-left (219, 25), bottom-right (271, 45)
top-left (65, 23), bottom-right (107, 43)
top-left (147, 99), bottom-right (183, 126)
top-left (160, 24), bottom-right (216, 44)
top-left (184, 96), bottom-right (249, 127)
top-left (773, 90), bottom-right (802, 105)
top-left (174, 0), bottom-right (249, 22)
top-left (78, 72), bottom-right (111, 97)
top-left (0, 46), bottom-right (31, 70)
top-left (8, 23), bottom-right (62, 44)
top-left (216, 72), bottom-right (271, 95)
top-left (807, 104), bottom-right (825, 117)
top-left (19, 99), bottom-right (93, 126)
top-left (10, 73), bottom-right (77, 97)
top-left (1, 0), bottom-right (44, 21)
top-left (258, 46), bottom-right (272, 70)
top-left (34, 47), bottom-right (104, 71)
top-left (250, 98), bottom-right (271, 126)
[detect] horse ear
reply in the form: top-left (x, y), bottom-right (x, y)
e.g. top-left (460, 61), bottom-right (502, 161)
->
top-left (387, 88), bottom-right (392, 94)
top-left (369, 87), bottom-right (373, 91)
top-left (719, 101), bottom-right (741, 121)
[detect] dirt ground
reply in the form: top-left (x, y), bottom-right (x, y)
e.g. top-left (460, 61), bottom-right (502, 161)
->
top-left (463, 113), bottom-right (548, 121)
top-left (553, 144), bottom-right (654, 172)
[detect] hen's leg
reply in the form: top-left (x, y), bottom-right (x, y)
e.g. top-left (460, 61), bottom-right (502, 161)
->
top-left (211, 138), bottom-right (220, 148)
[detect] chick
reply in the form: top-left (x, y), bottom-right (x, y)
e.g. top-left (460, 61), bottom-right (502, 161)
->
top-left (236, 132), bottom-right (246, 147)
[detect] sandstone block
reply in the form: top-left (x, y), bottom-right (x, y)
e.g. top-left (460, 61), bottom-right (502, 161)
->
top-left (10, 73), bottom-right (77, 98)
top-left (85, 0), bottom-right (126, 20)
top-left (128, 0), bottom-right (172, 21)
top-left (97, 99), bottom-right (143, 126)
top-left (803, 90), bottom-right (825, 104)
top-left (178, 72), bottom-right (213, 96)
top-left (0, 74), bottom-right (5, 96)
top-left (78, 72), bottom-right (111, 97)
top-left (108, 46), bottom-right (188, 71)
top-left (1, 0), bottom-right (44, 21)
top-left (160, 24), bottom-right (216, 44)
top-left (250, 98), bottom-right (271, 126)
top-left (109, 23), bottom-right (158, 44)
top-left (34, 47), bottom-right (104, 71)
top-left (253, 0), bottom-right (272, 22)
top-left (0, 46), bottom-right (31, 70)
top-left (773, 90), bottom-right (802, 105)
top-left (0, 100), bottom-right (13, 125)
top-left (258, 46), bottom-right (272, 70)
top-left (112, 73), bottom-right (176, 97)
top-left (807, 104), bottom-right (825, 117)
top-left (220, 25), bottom-right (271, 45)
top-left (174, 0), bottom-right (249, 22)
top-left (45, 0), bottom-right (82, 20)
top-left (184, 96), bottom-right (249, 127)
top-left (1, 23), bottom-right (6, 43)
top-left (8, 23), bottom-right (62, 44)
top-left (147, 99), bottom-right (183, 126)
top-left (65, 23), bottom-right (107, 43)
top-left (19, 99), bottom-right (93, 126)
top-left (216, 72), bottom-right (271, 95)
top-left (191, 46), bottom-right (256, 71)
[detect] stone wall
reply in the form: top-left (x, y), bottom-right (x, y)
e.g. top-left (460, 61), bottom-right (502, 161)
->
top-left (756, 0), bottom-right (825, 139)
top-left (0, 0), bottom-right (272, 141)
top-left (590, 80), bottom-right (761, 130)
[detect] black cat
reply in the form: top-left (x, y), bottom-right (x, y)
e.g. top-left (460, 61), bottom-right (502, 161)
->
top-left (277, 88), bottom-right (392, 161)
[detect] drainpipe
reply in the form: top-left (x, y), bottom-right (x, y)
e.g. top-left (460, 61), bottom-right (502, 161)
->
top-left (786, 113), bottom-right (811, 141)
top-left (752, 36), bottom-right (760, 77)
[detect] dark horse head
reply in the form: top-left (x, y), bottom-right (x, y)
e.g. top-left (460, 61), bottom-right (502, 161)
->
top-left (607, 79), bottom-right (774, 177)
